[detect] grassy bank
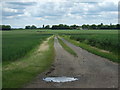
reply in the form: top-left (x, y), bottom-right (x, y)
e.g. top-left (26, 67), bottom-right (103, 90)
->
top-left (58, 37), bottom-right (77, 57)
top-left (70, 34), bottom-right (119, 55)
top-left (62, 36), bottom-right (119, 63)
top-left (3, 36), bottom-right (55, 88)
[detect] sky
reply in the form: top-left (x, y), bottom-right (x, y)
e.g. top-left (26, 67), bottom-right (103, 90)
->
top-left (0, 0), bottom-right (119, 28)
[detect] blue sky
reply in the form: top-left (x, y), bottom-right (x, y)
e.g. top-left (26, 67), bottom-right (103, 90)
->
top-left (1, 0), bottom-right (118, 28)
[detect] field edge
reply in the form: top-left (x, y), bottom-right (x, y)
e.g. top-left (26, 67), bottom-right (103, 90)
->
top-left (2, 36), bottom-right (55, 88)
top-left (62, 36), bottom-right (119, 63)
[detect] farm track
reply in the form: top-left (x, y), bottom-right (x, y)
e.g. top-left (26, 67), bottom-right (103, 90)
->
top-left (25, 37), bottom-right (118, 88)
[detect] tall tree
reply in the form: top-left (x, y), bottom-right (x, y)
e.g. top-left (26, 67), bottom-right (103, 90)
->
top-left (45, 25), bottom-right (50, 29)
top-left (25, 26), bottom-right (31, 29)
top-left (43, 24), bottom-right (45, 28)
top-left (1, 25), bottom-right (11, 30)
top-left (31, 25), bottom-right (37, 29)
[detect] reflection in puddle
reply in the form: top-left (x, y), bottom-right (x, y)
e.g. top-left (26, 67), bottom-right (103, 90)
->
top-left (43, 76), bottom-right (78, 83)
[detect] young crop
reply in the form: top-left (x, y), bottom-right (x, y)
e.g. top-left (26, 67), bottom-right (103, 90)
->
top-left (70, 34), bottom-right (119, 55)
top-left (2, 31), bottom-right (51, 62)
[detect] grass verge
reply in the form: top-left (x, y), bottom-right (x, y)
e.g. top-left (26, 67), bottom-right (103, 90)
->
top-left (62, 36), bottom-right (119, 63)
top-left (3, 36), bottom-right (55, 88)
top-left (58, 37), bottom-right (77, 57)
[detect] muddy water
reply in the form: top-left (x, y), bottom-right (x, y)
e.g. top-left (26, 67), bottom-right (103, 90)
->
top-left (43, 77), bottom-right (78, 83)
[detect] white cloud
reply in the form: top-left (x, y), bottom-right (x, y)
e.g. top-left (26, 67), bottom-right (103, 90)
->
top-left (1, 0), bottom-right (119, 28)
top-left (3, 8), bottom-right (18, 13)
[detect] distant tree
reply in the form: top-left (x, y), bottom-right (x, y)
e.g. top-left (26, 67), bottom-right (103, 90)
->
top-left (64, 24), bottom-right (70, 29)
top-left (31, 25), bottom-right (37, 29)
top-left (109, 23), bottom-right (114, 29)
top-left (103, 25), bottom-right (109, 29)
top-left (31, 23), bottom-right (120, 30)
top-left (90, 24), bottom-right (97, 29)
top-left (101, 23), bottom-right (103, 26)
top-left (70, 25), bottom-right (79, 29)
top-left (59, 24), bottom-right (64, 29)
top-left (82, 24), bottom-right (89, 29)
top-left (51, 25), bottom-right (57, 29)
top-left (0, 25), bottom-right (11, 30)
top-left (116, 24), bottom-right (120, 29)
top-left (45, 25), bottom-right (50, 29)
top-left (97, 25), bottom-right (101, 29)
top-left (81, 23), bottom-right (120, 30)
top-left (25, 26), bottom-right (31, 29)
top-left (25, 25), bottom-right (37, 29)
top-left (52, 24), bottom-right (70, 29)
top-left (43, 24), bottom-right (45, 28)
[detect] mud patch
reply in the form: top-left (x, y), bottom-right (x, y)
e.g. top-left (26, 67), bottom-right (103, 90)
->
top-left (38, 41), bottom-right (49, 52)
top-left (43, 77), bottom-right (78, 83)
top-left (37, 37), bottom-right (52, 53)
top-left (45, 65), bottom-right (55, 75)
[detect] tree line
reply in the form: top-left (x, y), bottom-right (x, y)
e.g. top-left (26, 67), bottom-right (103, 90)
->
top-left (0, 25), bottom-right (11, 30)
top-left (1, 23), bottom-right (120, 30)
top-left (82, 23), bottom-right (120, 30)
top-left (25, 25), bottom-right (37, 29)
top-left (25, 23), bottom-right (120, 30)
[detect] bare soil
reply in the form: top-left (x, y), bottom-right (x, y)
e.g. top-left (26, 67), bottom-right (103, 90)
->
top-left (25, 37), bottom-right (118, 88)
top-left (37, 37), bottom-right (51, 52)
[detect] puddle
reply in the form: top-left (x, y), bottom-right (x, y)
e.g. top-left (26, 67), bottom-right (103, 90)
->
top-left (43, 76), bottom-right (78, 83)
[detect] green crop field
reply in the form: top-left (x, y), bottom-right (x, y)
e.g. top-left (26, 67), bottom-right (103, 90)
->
top-left (60, 30), bottom-right (119, 62)
top-left (48, 30), bottom-right (118, 54)
top-left (47, 29), bottom-right (118, 35)
top-left (3, 29), bottom-right (119, 63)
top-left (70, 34), bottom-right (119, 54)
top-left (2, 30), bottom-right (52, 63)
top-left (2, 30), bottom-right (55, 88)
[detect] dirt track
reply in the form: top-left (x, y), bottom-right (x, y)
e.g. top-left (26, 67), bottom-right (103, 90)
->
top-left (25, 37), bottom-right (118, 88)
